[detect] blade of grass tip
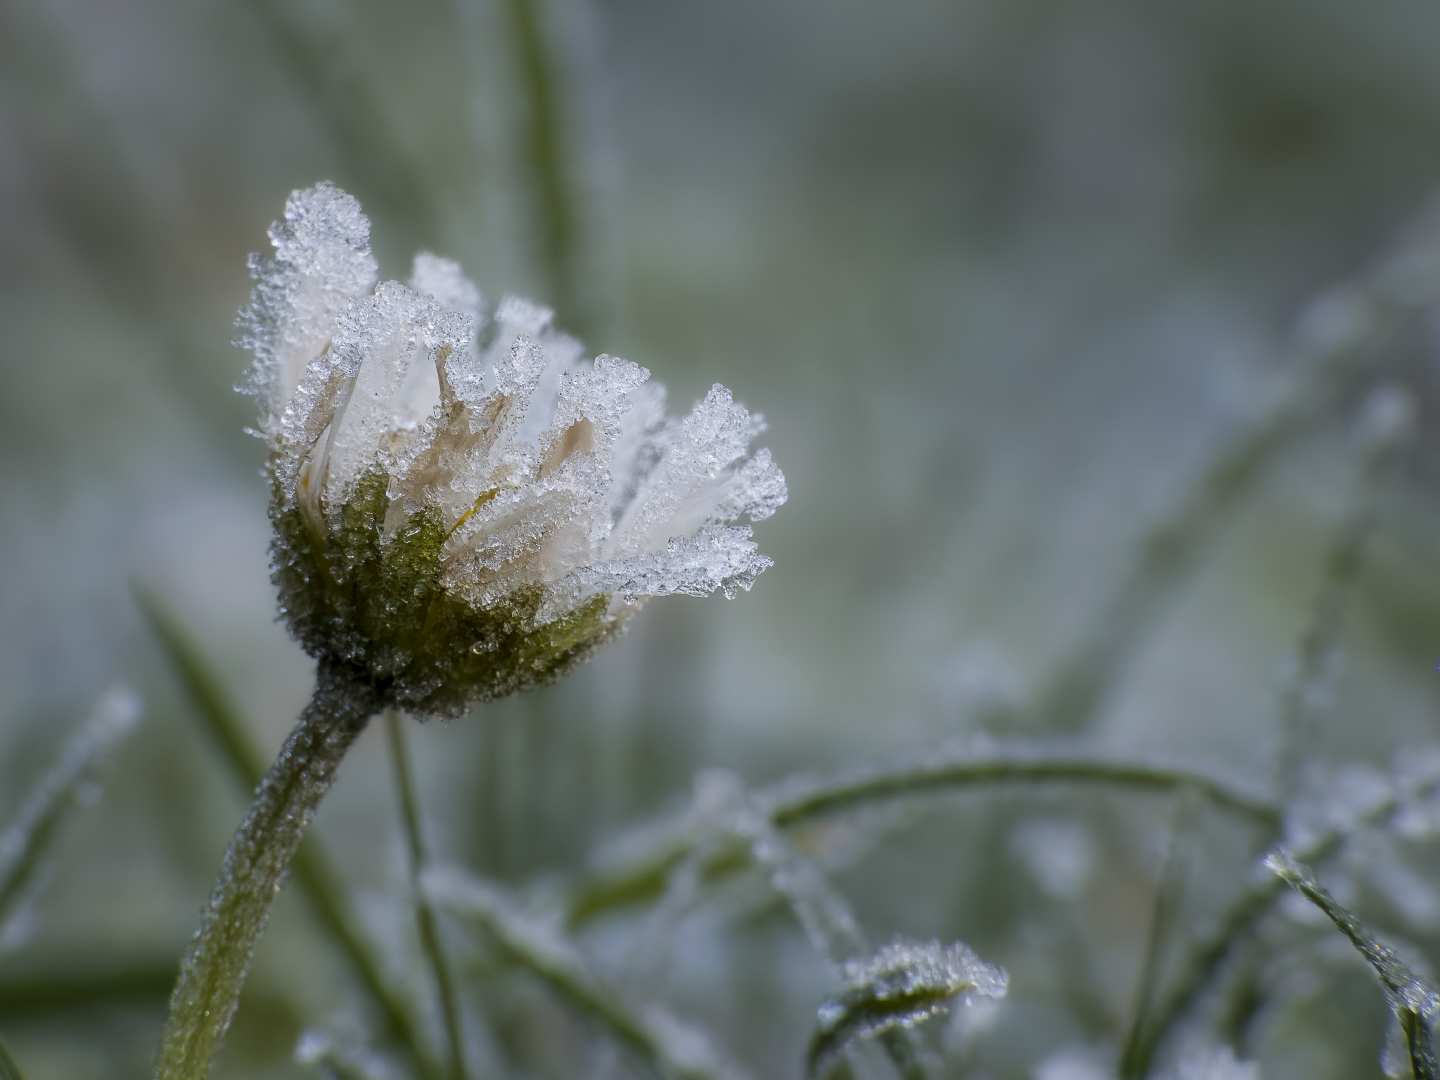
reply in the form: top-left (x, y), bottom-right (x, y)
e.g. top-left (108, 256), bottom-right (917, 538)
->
top-left (133, 587), bottom-right (442, 1079)
top-left (1127, 778), bottom-right (1423, 1076)
top-left (503, 0), bottom-right (584, 332)
top-left (385, 711), bottom-right (468, 1080)
top-left (1267, 847), bottom-right (1439, 1080)
top-left (0, 686), bottom-right (142, 925)
top-left (0, 1033), bottom-right (25, 1080)
top-left (1119, 786), bottom-right (1199, 1080)
top-left (1024, 196), bottom-right (1440, 737)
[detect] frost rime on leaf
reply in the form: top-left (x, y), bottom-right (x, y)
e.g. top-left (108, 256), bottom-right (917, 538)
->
top-left (1267, 847), bottom-right (1440, 1079)
top-left (807, 936), bottom-right (1008, 1077)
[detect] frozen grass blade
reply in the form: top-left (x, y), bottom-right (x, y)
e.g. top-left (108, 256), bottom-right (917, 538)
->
top-left (1118, 786), bottom-right (1199, 1080)
top-left (1266, 848), bottom-right (1438, 1080)
top-left (692, 770), bottom-right (1002, 1080)
top-left (1125, 770), bottom-right (1420, 1076)
top-left (384, 711), bottom-right (468, 1080)
top-left (568, 746), bottom-right (1278, 927)
top-left (136, 588), bottom-right (442, 1079)
top-left (807, 938), bottom-right (1008, 1079)
top-left (424, 864), bottom-right (739, 1080)
top-left (0, 686), bottom-right (142, 926)
top-left (1023, 198), bottom-right (1440, 735)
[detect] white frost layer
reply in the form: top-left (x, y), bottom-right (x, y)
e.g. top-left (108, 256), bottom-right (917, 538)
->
top-left (239, 183), bottom-right (787, 625)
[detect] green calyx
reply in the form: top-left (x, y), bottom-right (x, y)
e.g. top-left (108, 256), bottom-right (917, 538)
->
top-left (271, 470), bottom-right (616, 718)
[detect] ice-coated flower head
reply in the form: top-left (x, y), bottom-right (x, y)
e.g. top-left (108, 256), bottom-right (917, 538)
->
top-left (238, 182), bottom-right (786, 718)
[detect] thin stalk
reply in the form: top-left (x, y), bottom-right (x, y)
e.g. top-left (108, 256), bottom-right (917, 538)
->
top-left (136, 588), bottom-right (439, 1077)
top-left (385, 711), bottom-right (468, 1080)
top-left (425, 865), bottom-right (734, 1080)
top-left (1267, 848), bottom-right (1438, 1080)
top-left (1119, 786), bottom-right (1199, 1079)
top-left (154, 664), bottom-right (380, 1080)
top-left (568, 750), bottom-right (1278, 926)
top-left (732, 777), bottom-right (928, 1080)
top-left (1124, 789), bottom-right (1409, 1076)
top-left (503, 0), bottom-right (583, 330)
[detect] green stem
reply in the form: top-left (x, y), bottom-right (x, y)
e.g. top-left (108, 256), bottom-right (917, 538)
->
top-left (1119, 786), bottom-right (1198, 1079)
top-left (154, 665), bottom-right (379, 1080)
top-left (568, 751), bottom-right (1277, 927)
top-left (425, 865), bottom-right (733, 1080)
top-left (385, 711), bottom-right (468, 1080)
top-left (1267, 848), bottom-right (1438, 1080)
top-left (136, 586), bottom-right (438, 1074)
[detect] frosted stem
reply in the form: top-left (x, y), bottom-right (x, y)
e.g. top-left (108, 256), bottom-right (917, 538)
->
top-left (385, 711), bottom-right (468, 1080)
top-left (154, 664), bottom-right (381, 1080)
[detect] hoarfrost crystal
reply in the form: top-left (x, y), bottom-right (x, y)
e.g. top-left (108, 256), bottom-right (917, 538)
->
top-left (808, 935), bottom-right (1008, 1073)
top-left (239, 183), bottom-right (786, 717)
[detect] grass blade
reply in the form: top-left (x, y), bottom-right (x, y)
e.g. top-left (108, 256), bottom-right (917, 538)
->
top-left (1267, 848), bottom-right (1438, 1080)
top-left (425, 864), bottom-right (738, 1080)
top-left (385, 711), bottom-right (468, 1080)
top-left (0, 687), bottom-right (141, 925)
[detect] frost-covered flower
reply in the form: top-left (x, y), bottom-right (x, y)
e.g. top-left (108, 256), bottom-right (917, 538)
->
top-left (239, 182), bottom-right (786, 718)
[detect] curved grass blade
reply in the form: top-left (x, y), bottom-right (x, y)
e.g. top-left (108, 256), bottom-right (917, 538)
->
top-left (568, 746), bottom-right (1278, 928)
top-left (424, 864), bottom-right (738, 1080)
top-left (0, 687), bottom-right (141, 925)
top-left (1266, 848), bottom-right (1438, 1080)
top-left (384, 712), bottom-right (468, 1080)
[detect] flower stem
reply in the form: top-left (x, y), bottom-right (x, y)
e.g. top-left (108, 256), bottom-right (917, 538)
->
top-left (154, 664), bottom-right (380, 1080)
top-left (385, 710), bottom-right (468, 1080)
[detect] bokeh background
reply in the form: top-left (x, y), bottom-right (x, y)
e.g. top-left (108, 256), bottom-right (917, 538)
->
top-left (6, 0), bottom-right (1440, 1077)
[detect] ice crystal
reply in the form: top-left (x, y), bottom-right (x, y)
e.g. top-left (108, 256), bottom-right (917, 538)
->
top-left (239, 183), bottom-right (785, 717)
top-left (1267, 847), bottom-right (1440, 1078)
top-left (808, 936), bottom-right (1007, 1075)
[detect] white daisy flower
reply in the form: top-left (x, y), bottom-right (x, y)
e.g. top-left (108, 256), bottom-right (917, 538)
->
top-left (238, 181), bottom-right (785, 717)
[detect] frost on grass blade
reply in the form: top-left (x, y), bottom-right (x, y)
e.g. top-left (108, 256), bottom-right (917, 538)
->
top-left (423, 864), bottom-right (742, 1080)
top-left (0, 687), bottom-right (142, 925)
top-left (807, 937), bottom-right (1008, 1078)
top-left (1266, 847), bottom-right (1439, 1080)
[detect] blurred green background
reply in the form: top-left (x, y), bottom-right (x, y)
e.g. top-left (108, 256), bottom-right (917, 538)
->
top-left (6, 0), bottom-right (1440, 1077)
